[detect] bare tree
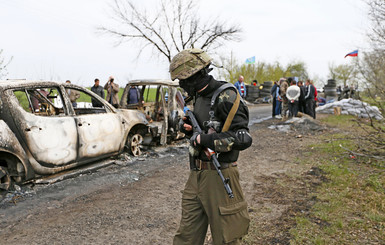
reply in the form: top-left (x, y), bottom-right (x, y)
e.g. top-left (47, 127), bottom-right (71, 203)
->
top-left (0, 49), bottom-right (12, 79)
top-left (99, 0), bottom-right (241, 63)
top-left (343, 0), bottom-right (385, 164)
top-left (367, 0), bottom-right (385, 50)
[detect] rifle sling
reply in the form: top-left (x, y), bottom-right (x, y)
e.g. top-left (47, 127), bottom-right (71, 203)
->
top-left (222, 91), bottom-right (241, 132)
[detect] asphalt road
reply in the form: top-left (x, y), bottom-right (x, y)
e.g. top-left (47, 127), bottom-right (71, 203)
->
top-left (0, 103), bottom-right (273, 224)
top-left (248, 103), bottom-right (272, 124)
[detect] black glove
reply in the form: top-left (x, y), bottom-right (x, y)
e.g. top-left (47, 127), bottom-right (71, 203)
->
top-left (189, 132), bottom-right (201, 157)
top-left (190, 132), bottom-right (200, 147)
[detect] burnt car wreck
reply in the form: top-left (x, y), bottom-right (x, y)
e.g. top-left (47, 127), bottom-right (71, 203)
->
top-left (120, 79), bottom-right (184, 146)
top-left (0, 80), bottom-right (152, 191)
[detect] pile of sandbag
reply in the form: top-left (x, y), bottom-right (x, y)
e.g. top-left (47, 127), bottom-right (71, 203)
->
top-left (316, 98), bottom-right (383, 120)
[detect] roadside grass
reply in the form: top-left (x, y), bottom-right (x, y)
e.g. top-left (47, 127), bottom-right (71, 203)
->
top-left (78, 87), bottom-right (125, 103)
top-left (290, 115), bottom-right (385, 244)
top-left (14, 87), bottom-right (158, 108)
top-left (79, 87), bottom-right (158, 103)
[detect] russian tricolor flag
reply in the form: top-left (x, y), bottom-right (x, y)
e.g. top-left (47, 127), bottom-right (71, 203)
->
top-left (344, 50), bottom-right (358, 58)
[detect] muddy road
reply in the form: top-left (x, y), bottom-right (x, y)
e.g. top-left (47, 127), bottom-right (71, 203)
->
top-left (1, 104), bottom-right (321, 245)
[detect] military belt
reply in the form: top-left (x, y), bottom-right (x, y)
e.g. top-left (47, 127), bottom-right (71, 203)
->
top-left (193, 160), bottom-right (237, 171)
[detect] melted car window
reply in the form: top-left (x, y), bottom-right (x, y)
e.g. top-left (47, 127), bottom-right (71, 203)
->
top-left (13, 91), bottom-right (30, 112)
top-left (142, 86), bottom-right (157, 102)
top-left (13, 88), bottom-right (66, 116)
top-left (67, 88), bottom-right (107, 115)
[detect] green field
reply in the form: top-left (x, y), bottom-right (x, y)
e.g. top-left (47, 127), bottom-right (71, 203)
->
top-left (13, 86), bottom-right (159, 110)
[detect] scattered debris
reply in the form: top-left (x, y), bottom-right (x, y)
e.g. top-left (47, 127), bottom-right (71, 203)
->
top-left (268, 125), bottom-right (291, 133)
top-left (316, 99), bottom-right (383, 120)
top-left (268, 116), bottom-right (325, 134)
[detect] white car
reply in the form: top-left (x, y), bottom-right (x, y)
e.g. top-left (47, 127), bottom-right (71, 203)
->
top-left (0, 80), bottom-right (151, 191)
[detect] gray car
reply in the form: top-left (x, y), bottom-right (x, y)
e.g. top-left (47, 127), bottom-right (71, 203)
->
top-left (120, 79), bottom-right (185, 146)
top-left (0, 80), bottom-right (150, 191)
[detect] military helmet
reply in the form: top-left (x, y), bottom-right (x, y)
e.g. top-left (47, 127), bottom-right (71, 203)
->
top-left (169, 48), bottom-right (212, 81)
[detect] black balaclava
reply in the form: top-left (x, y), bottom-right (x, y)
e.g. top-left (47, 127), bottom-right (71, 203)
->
top-left (179, 66), bottom-right (213, 96)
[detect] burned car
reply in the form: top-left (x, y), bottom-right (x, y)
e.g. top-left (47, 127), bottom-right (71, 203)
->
top-left (0, 80), bottom-right (150, 191)
top-left (120, 79), bottom-right (184, 146)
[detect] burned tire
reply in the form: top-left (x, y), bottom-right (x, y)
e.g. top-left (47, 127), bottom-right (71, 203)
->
top-left (0, 166), bottom-right (12, 192)
top-left (127, 133), bottom-right (144, 157)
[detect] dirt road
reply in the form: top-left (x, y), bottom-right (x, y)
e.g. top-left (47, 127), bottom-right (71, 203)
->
top-left (0, 104), bottom-right (323, 244)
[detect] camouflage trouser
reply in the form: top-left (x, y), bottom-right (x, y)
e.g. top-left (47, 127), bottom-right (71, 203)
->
top-left (173, 165), bottom-right (250, 245)
top-left (282, 101), bottom-right (289, 118)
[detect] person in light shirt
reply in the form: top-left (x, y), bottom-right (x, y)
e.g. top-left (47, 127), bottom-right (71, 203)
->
top-left (286, 79), bottom-right (301, 118)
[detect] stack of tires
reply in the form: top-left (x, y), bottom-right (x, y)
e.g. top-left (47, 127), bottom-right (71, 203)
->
top-left (245, 85), bottom-right (259, 102)
top-left (324, 79), bottom-right (337, 102)
top-left (259, 81), bottom-right (273, 98)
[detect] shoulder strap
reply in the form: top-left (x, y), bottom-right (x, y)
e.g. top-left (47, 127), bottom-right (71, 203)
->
top-left (209, 82), bottom-right (242, 132)
top-left (222, 91), bottom-right (241, 132)
top-left (210, 83), bottom-right (235, 108)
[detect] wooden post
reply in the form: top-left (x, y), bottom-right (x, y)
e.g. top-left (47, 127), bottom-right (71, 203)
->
top-left (334, 107), bottom-right (341, 115)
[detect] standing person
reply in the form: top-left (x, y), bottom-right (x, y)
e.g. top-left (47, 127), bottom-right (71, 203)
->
top-left (279, 77), bottom-right (289, 119)
top-left (104, 76), bottom-right (119, 108)
top-left (286, 79), bottom-right (301, 118)
top-left (313, 81), bottom-right (318, 119)
top-left (275, 80), bottom-right (282, 118)
top-left (170, 48), bottom-right (252, 245)
top-left (271, 81), bottom-right (278, 118)
top-left (234, 75), bottom-right (247, 99)
top-left (304, 79), bottom-right (316, 118)
top-left (127, 85), bottom-right (141, 104)
top-left (297, 81), bottom-right (306, 113)
top-left (65, 80), bottom-right (80, 108)
top-left (91, 78), bottom-right (105, 107)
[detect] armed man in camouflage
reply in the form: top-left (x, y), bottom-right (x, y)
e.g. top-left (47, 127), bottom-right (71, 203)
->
top-left (170, 48), bottom-right (252, 245)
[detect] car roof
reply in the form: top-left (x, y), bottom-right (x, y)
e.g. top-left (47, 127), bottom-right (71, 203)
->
top-left (0, 80), bottom-right (81, 90)
top-left (127, 79), bottom-right (179, 87)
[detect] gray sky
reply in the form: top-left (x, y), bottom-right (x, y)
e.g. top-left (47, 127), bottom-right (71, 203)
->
top-left (0, 0), bottom-right (369, 87)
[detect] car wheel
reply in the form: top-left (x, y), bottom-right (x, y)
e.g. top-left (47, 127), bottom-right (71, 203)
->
top-left (0, 166), bottom-right (12, 192)
top-left (127, 133), bottom-right (144, 157)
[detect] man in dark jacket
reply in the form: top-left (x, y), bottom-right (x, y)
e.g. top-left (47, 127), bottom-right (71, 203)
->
top-left (127, 85), bottom-right (141, 104)
top-left (91, 78), bottom-right (105, 107)
top-left (298, 81), bottom-right (306, 113)
top-left (271, 81), bottom-right (278, 118)
top-left (170, 48), bottom-right (252, 245)
top-left (304, 79), bottom-right (316, 118)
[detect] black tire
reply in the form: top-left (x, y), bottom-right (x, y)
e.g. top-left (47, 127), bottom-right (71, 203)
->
top-left (263, 81), bottom-right (273, 86)
top-left (259, 93), bottom-right (271, 98)
top-left (246, 96), bottom-right (258, 101)
top-left (327, 79), bottom-right (336, 86)
top-left (246, 85), bottom-right (259, 93)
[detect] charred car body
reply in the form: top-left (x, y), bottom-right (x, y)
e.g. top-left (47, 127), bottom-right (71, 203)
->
top-left (120, 79), bottom-right (184, 146)
top-left (0, 80), bottom-right (150, 191)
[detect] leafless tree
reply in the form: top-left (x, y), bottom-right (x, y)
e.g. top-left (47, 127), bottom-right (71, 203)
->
top-left (0, 49), bottom-right (12, 79)
top-left (344, 0), bottom-right (385, 164)
top-left (99, 0), bottom-right (241, 63)
top-left (359, 0), bottom-right (385, 112)
top-left (367, 0), bottom-right (385, 50)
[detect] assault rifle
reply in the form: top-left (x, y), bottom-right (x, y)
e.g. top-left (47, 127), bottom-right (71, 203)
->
top-left (176, 92), bottom-right (234, 199)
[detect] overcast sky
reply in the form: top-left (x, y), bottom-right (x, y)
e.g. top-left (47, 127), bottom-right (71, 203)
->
top-left (0, 0), bottom-right (369, 87)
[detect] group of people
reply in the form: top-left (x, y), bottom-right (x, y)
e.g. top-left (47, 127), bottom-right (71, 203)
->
top-left (271, 77), bottom-right (317, 119)
top-left (64, 76), bottom-right (120, 108)
top-left (337, 85), bottom-right (356, 101)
